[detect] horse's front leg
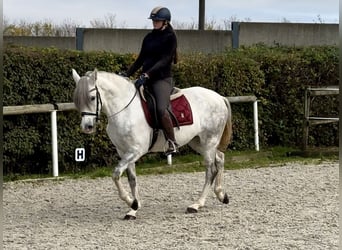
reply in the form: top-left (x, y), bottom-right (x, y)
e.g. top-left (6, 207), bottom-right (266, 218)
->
top-left (112, 159), bottom-right (133, 205)
top-left (112, 155), bottom-right (140, 220)
top-left (124, 163), bottom-right (141, 219)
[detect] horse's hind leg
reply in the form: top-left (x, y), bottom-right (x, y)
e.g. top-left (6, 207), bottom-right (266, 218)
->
top-left (187, 149), bottom-right (217, 213)
top-left (214, 150), bottom-right (229, 204)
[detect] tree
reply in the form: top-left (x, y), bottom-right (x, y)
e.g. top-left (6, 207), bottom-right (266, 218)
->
top-left (281, 17), bottom-right (291, 23)
top-left (90, 13), bottom-right (118, 28)
top-left (314, 14), bottom-right (325, 24)
top-left (3, 16), bottom-right (80, 36)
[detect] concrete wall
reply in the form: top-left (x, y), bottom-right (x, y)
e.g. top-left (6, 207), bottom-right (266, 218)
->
top-left (77, 28), bottom-right (232, 53)
top-left (176, 30), bottom-right (232, 53)
top-left (77, 28), bottom-right (146, 53)
top-left (4, 23), bottom-right (338, 53)
top-left (235, 22), bottom-right (338, 47)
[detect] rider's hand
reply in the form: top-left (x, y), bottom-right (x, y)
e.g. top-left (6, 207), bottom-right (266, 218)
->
top-left (134, 74), bottom-right (148, 89)
top-left (135, 74), bottom-right (149, 102)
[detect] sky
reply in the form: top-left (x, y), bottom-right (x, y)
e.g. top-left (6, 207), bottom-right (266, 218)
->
top-left (3, 0), bottom-right (339, 29)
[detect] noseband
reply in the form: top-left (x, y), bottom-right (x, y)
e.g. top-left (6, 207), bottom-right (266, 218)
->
top-left (81, 86), bottom-right (102, 122)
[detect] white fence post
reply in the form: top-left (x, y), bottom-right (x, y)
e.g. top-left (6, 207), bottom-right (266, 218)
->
top-left (51, 110), bottom-right (59, 177)
top-left (167, 154), bottom-right (172, 165)
top-left (253, 100), bottom-right (259, 151)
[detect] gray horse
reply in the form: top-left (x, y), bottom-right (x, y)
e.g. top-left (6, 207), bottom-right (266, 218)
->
top-left (72, 69), bottom-right (232, 219)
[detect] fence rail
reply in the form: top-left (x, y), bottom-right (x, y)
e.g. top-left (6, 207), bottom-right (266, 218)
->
top-left (4, 96), bottom-right (259, 176)
top-left (3, 103), bottom-right (76, 115)
top-left (303, 86), bottom-right (339, 150)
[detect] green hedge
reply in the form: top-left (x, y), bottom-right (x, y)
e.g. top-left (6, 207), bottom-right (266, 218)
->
top-left (4, 45), bottom-right (338, 175)
top-left (243, 46), bottom-right (339, 146)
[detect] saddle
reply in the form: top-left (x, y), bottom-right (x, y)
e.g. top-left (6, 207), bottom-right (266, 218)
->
top-left (141, 87), bottom-right (193, 129)
top-left (139, 87), bottom-right (193, 150)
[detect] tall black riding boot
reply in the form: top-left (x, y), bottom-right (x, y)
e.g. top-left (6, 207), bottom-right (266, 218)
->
top-left (160, 111), bottom-right (179, 155)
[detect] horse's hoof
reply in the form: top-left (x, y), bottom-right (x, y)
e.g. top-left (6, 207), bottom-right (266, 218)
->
top-left (124, 214), bottom-right (136, 220)
top-left (223, 193), bottom-right (229, 204)
top-left (186, 207), bottom-right (198, 213)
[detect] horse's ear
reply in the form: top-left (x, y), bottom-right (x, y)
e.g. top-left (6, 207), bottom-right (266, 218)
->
top-left (94, 68), bottom-right (98, 81)
top-left (72, 69), bottom-right (80, 84)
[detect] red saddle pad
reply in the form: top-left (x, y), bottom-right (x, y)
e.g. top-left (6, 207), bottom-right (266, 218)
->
top-left (170, 94), bottom-right (193, 126)
top-left (141, 94), bottom-right (193, 128)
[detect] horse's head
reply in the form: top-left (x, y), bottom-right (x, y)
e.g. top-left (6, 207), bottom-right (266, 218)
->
top-left (72, 69), bottom-right (102, 134)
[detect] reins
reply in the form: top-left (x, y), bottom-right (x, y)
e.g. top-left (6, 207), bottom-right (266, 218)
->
top-left (81, 77), bottom-right (138, 122)
top-left (108, 88), bottom-right (138, 119)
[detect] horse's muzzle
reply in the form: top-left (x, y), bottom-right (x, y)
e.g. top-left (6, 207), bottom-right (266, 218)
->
top-left (81, 117), bottom-right (97, 134)
top-left (82, 124), bottom-right (96, 134)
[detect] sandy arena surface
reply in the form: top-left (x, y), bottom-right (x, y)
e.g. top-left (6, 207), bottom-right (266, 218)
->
top-left (3, 161), bottom-right (338, 250)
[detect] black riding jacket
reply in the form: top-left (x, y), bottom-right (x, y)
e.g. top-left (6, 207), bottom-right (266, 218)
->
top-left (126, 25), bottom-right (177, 82)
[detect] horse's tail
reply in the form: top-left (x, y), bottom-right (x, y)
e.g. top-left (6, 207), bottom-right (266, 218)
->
top-left (217, 97), bottom-right (232, 152)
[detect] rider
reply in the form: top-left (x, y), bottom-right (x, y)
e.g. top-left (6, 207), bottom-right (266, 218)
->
top-left (125, 6), bottom-right (179, 155)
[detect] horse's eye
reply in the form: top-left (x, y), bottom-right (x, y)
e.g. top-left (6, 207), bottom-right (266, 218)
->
top-left (90, 96), bottom-right (96, 101)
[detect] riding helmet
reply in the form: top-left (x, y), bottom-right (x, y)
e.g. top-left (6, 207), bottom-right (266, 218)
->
top-left (149, 6), bottom-right (171, 21)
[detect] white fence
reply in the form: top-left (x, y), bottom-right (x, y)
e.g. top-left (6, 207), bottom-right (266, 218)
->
top-left (4, 103), bottom-right (75, 177)
top-left (3, 96), bottom-right (259, 177)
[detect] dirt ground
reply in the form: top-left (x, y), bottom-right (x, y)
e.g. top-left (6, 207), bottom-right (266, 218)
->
top-left (3, 161), bottom-right (338, 250)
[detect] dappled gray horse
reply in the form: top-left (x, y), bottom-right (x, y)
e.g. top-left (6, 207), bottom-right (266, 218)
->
top-left (72, 69), bottom-right (232, 219)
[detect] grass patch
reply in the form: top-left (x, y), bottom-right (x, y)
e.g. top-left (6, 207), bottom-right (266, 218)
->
top-left (4, 147), bottom-right (338, 182)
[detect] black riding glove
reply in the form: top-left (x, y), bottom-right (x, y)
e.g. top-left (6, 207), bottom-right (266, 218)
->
top-left (134, 74), bottom-right (148, 102)
top-left (134, 74), bottom-right (148, 89)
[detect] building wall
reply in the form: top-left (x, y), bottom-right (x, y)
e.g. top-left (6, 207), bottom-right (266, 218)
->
top-left (4, 23), bottom-right (338, 53)
top-left (236, 22), bottom-right (338, 47)
top-left (77, 28), bottom-right (232, 53)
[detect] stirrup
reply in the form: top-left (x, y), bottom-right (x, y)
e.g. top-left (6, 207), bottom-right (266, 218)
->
top-left (164, 140), bottom-right (179, 156)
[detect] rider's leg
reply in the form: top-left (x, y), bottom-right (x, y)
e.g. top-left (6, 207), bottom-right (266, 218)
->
top-left (160, 111), bottom-right (178, 155)
top-left (150, 77), bottom-right (179, 155)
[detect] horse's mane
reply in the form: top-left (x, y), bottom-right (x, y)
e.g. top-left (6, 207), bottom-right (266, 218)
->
top-left (73, 76), bottom-right (93, 111)
top-left (73, 71), bottom-right (133, 111)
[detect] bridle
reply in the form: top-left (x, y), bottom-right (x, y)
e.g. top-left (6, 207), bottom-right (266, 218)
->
top-left (108, 88), bottom-right (137, 119)
top-left (81, 84), bottom-right (138, 122)
top-left (81, 86), bottom-right (102, 122)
